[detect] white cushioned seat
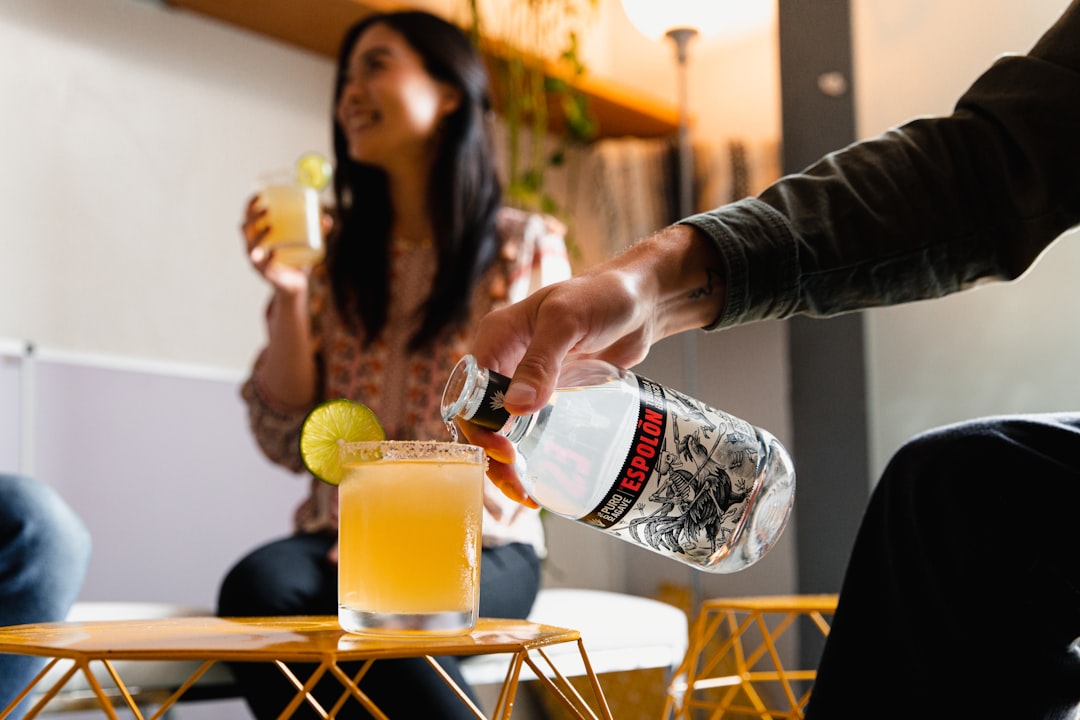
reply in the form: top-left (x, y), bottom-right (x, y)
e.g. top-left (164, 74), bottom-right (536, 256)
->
top-left (460, 588), bottom-right (688, 685)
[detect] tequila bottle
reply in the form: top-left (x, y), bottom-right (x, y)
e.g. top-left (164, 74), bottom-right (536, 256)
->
top-left (441, 354), bottom-right (795, 573)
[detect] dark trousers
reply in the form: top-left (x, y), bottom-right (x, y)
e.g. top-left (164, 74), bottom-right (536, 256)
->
top-left (217, 533), bottom-right (541, 719)
top-left (804, 413), bottom-right (1080, 720)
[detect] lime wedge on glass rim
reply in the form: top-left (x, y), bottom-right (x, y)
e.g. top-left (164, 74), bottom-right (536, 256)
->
top-left (299, 399), bottom-right (385, 485)
top-left (295, 151), bottom-right (333, 191)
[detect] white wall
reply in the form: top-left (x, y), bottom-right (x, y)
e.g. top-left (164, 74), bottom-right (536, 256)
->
top-left (852, 0), bottom-right (1080, 480)
top-left (0, 0), bottom-right (333, 372)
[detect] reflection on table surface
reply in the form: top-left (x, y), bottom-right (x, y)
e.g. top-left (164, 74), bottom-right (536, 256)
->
top-left (0, 616), bottom-right (583, 661)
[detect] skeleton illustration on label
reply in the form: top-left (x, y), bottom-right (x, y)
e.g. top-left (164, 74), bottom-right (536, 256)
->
top-left (582, 377), bottom-right (758, 564)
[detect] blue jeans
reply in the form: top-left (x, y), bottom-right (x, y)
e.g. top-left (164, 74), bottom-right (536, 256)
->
top-left (0, 474), bottom-right (91, 717)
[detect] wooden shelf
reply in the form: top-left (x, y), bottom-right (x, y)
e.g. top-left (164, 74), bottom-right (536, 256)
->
top-left (166, 0), bottom-right (679, 139)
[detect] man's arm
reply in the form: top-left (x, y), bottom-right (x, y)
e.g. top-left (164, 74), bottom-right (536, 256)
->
top-left (687, 0), bottom-right (1080, 329)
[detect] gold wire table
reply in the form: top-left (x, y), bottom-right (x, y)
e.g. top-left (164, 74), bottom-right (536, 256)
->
top-left (0, 615), bottom-right (613, 720)
top-left (664, 595), bottom-right (839, 720)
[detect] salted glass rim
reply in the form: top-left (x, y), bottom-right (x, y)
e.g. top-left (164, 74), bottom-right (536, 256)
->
top-left (338, 439), bottom-right (484, 464)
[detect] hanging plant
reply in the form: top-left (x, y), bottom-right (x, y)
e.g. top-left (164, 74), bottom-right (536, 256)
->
top-left (464, 0), bottom-right (598, 217)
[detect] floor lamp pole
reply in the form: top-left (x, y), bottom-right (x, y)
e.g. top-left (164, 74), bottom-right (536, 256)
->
top-left (667, 27), bottom-right (697, 220)
top-left (666, 26), bottom-right (703, 619)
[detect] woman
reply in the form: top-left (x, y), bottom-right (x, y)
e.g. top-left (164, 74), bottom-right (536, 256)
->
top-left (218, 11), bottom-right (570, 718)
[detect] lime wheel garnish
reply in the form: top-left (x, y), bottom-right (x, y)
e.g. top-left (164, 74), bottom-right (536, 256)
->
top-left (295, 151), bottom-right (333, 191)
top-left (299, 399), bottom-right (385, 485)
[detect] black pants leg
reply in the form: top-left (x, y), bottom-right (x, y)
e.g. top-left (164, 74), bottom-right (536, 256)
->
top-left (804, 414), bottom-right (1080, 720)
top-left (217, 533), bottom-right (541, 719)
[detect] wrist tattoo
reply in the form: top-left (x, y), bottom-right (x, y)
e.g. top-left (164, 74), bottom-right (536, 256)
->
top-left (688, 267), bottom-right (721, 300)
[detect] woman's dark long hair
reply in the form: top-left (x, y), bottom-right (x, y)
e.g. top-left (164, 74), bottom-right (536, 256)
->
top-left (328, 11), bottom-right (502, 350)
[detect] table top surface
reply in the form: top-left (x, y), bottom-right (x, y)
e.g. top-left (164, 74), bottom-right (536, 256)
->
top-left (0, 616), bottom-right (582, 662)
top-left (699, 594), bottom-right (839, 612)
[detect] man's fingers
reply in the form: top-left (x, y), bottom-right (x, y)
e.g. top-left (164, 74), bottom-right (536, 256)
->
top-left (500, 300), bottom-right (583, 414)
top-left (456, 421), bottom-right (514, 464)
top-left (455, 421), bottom-right (537, 508)
top-left (484, 461), bottom-right (538, 509)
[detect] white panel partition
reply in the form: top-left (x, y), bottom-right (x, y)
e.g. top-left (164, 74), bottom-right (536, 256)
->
top-left (0, 340), bottom-right (305, 610)
top-left (0, 340), bottom-right (27, 475)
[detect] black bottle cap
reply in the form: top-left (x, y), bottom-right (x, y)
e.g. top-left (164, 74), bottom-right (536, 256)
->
top-left (469, 368), bottom-right (512, 431)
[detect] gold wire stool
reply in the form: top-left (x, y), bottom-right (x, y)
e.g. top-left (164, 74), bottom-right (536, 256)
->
top-left (664, 594), bottom-right (838, 720)
top-left (0, 615), bottom-right (613, 720)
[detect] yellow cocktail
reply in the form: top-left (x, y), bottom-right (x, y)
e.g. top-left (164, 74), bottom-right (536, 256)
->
top-left (337, 441), bottom-right (484, 636)
top-left (257, 182), bottom-right (324, 268)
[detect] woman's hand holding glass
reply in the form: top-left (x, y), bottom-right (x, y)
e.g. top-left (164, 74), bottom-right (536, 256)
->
top-left (241, 194), bottom-right (332, 294)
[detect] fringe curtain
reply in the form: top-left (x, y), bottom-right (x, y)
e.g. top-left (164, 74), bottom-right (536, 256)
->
top-left (570, 135), bottom-right (781, 268)
top-left (695, 137), bottom-right (783, 214)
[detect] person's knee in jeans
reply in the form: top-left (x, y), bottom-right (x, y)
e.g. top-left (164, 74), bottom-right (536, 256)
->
top-left (0, 474), bottom-right (91, 715)
top-left (0, 473), bottom-right (91, 625)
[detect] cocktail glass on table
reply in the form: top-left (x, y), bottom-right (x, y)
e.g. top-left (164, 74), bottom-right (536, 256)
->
top-left (337, 440), bottom-right (485, 636)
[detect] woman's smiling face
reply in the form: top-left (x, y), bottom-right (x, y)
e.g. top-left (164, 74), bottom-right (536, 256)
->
top-left (335, 22), bottom-right (461, 171)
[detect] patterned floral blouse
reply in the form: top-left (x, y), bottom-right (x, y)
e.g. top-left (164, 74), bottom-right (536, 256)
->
top-left (241, 207), bottom-right (571, 553)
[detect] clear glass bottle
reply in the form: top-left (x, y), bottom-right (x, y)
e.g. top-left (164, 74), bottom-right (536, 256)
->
top-left (441, 354), bottom-right (796, 573)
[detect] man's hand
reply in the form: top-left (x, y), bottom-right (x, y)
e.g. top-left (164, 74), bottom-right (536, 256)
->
top-left (466, 224), bottom-right (726, 504)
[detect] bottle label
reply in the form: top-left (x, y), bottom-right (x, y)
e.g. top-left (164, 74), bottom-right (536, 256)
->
top-left (581, 376), bottom-right (668, 526)
top-left (582, 375), bottom-right (759, 566)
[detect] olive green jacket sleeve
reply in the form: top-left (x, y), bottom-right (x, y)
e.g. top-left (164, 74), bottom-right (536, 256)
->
top-left (683, 0), bottom-right (1080, 330)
